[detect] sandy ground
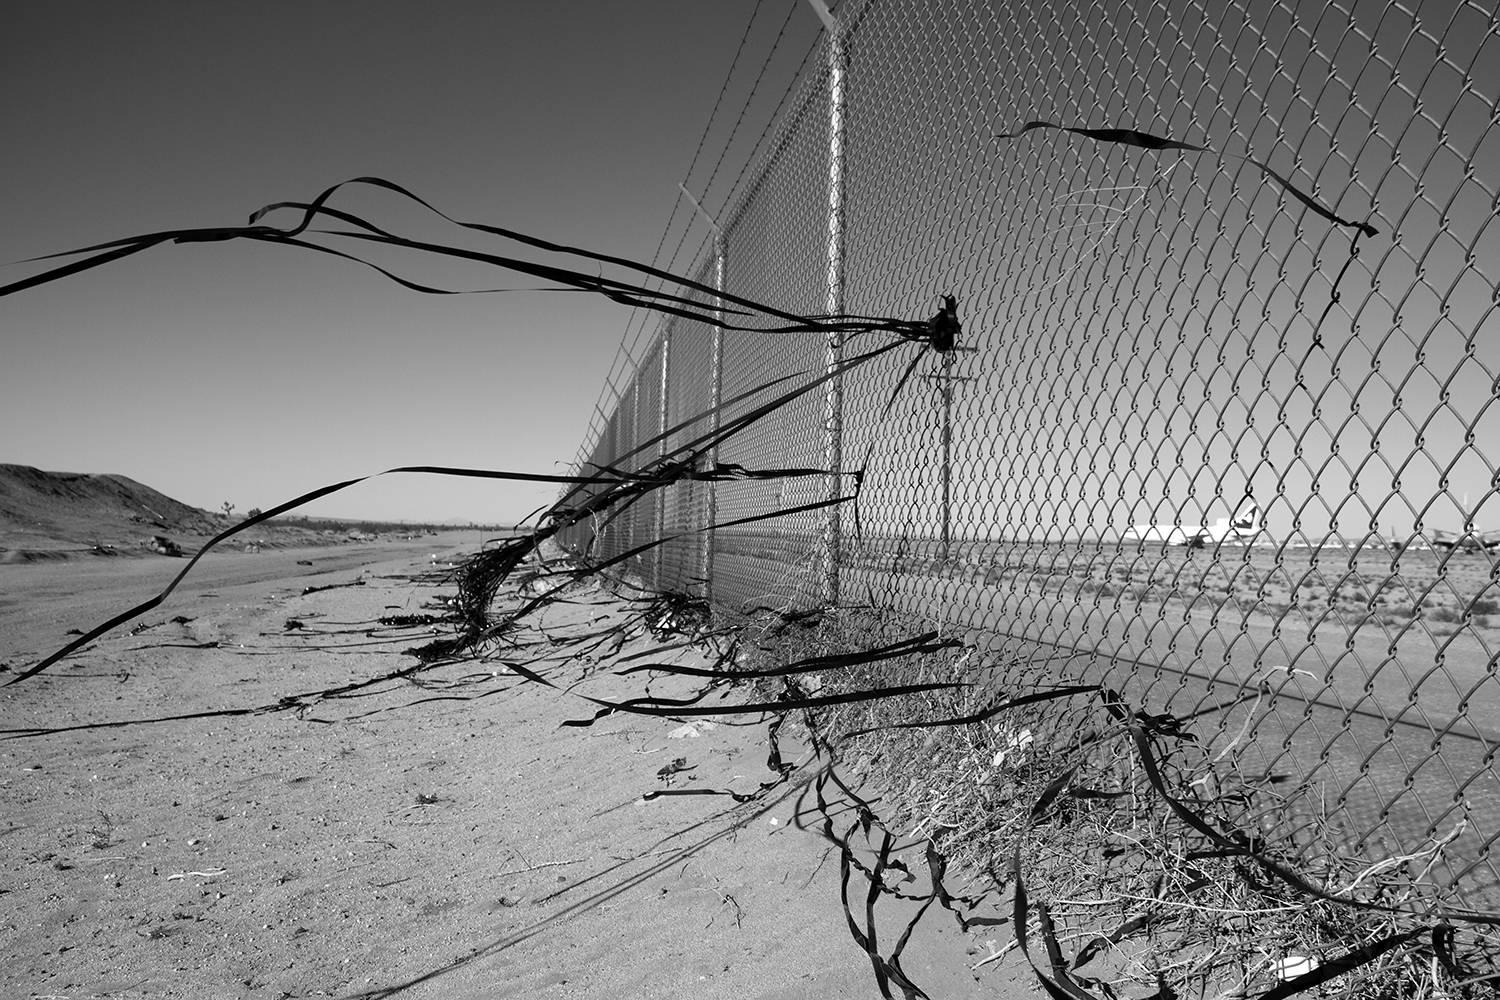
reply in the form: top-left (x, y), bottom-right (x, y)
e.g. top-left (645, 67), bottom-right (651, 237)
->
top-left (0, 538), bottom-right (1034, 999)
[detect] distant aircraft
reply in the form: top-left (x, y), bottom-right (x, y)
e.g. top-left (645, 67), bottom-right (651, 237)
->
top-left (1123, 500), bottom-right (1261, 547)
top-left (1430, 528), bottom-right (1500, 553)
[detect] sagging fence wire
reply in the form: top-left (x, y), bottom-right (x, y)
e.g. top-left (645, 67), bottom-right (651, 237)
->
top-left (589, 0), bottom-right (816, 456)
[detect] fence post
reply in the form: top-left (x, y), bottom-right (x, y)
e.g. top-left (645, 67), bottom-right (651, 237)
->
top-left (654, 326), bottom-right (671, 590)
top-left (627, 376), bottom-right (639, 565)
top-left (679, 184), bottom-right (727, 606)
top-left (923, 348), bottom-right (975, 564)
top-left (706, 242), bottom-right (726, 602)
top-left (809, 0), bottom-right (846, 607)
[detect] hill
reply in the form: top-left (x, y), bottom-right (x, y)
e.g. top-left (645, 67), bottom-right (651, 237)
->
top-left (0, 464), bottom-right (491, 563)
top-left (0, 464), bottom-right (224, 555)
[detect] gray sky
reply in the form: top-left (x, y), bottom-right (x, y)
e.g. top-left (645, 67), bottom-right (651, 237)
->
top-left (2, 1), bottom-right (818, 523)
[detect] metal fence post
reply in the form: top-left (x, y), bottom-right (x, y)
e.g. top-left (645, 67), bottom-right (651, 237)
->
top-left (705, 242), bottom-right (725, 602)
top-left (810, 0), bottom-right (846, 607)
top-left (627, 376), bottom-right (639, 564)
top-left (680, 184), bottom-right (727, 605)
top-left (654, 326), bottom-right (671, 590)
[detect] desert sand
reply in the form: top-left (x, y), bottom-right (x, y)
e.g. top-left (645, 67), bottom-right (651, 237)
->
top-left (0, 538), bottom-right (1030, 999)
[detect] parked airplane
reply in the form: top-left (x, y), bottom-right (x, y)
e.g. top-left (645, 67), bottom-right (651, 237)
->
top-left (1430, 528), bottom-right (1500, 553)
top-left (1123, 501), bottom-right (1261, 547)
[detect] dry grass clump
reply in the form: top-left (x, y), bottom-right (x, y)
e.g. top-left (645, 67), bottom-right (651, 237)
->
top-left (750, 605), bottom-right (1500, 1000)
top-left (1001, 737), bottom-right (1500, 1000)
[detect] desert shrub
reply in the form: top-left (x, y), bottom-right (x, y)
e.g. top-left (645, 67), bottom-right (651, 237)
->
top-left (1429, 604), bottom-right (1462, 623)
top-left (1337, 585), bottom-right (1374, 605)
top-left (1470, 597), bottom-right (1500, 616)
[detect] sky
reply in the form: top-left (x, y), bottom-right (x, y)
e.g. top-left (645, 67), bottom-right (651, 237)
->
top-left (5, 2), bottom-right (1497, 545)
top-left (2, 2), bottom-right (821, 524)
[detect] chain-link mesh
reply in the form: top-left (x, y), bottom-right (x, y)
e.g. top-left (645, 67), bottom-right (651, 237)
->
top-left (560, 0), bottom-right (1500, 909)
top-left (656, 257), bottom-right (720, 594)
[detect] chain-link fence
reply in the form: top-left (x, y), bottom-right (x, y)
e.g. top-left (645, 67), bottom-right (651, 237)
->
top-left (560, 0), bottom-right (1500, 911)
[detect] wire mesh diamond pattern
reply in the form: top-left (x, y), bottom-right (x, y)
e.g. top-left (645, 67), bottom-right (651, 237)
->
top-left (559, 0), bottom-right (1500, 909)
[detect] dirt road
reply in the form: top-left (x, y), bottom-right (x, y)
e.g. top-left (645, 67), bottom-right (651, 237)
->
top-left (0, 540), bottom-right (1029, 999)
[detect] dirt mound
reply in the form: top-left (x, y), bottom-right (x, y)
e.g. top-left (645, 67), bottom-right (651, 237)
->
top-left (0, 464), bottom-right (222, 557)
top-left (0, 464), bottom-right (218, 535)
